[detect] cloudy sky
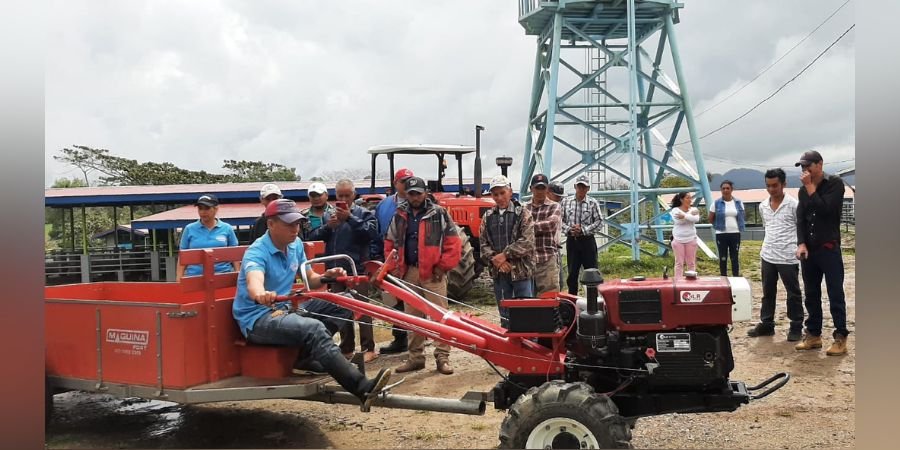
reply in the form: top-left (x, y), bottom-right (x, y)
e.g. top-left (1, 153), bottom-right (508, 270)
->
top-left (45, 0), bottom-right (855, 188)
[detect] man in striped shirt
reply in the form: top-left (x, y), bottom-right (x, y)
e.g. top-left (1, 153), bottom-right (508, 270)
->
top-left (524, 174), bottom-right (562, 295)
top-left (748, 168), bottom-right (803, 342)
top-left (560, 175), bottom-right (604, 295)
top-left (548, 181), bottom-right (566, 291)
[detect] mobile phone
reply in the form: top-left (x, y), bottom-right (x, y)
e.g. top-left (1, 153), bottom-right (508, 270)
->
top-left (336, 201), bottom-right (348, 210)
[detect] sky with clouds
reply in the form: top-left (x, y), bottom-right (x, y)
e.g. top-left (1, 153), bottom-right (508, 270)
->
top-left (45, 0), bottom-right (855, 188)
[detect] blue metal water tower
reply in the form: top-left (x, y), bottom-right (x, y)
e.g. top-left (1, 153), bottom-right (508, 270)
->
top-left (517, 0), bottom-right (714, 260)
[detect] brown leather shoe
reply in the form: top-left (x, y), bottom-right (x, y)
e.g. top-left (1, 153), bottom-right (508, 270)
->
top-left (436, 360), bottom-right (454, 375)
top-left (363, 351), bottom-right (379, 363)
top-left (794, 334), bottom-right (823, 351)
top-left (395, 359), bottom-right (425, 373)
top-left (826, 336), bottom-right (848, 356)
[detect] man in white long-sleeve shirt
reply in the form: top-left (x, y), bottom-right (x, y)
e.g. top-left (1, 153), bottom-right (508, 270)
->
top-left (748, 168), bottom-right (803, 342)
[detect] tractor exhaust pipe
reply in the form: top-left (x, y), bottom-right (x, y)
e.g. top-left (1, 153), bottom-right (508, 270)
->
top-left (307, 390), bottom-right (487, 416)
top-left (474, 125), bottom-right (484, 198)
top-left (580, 268), bottom-right (604, 314)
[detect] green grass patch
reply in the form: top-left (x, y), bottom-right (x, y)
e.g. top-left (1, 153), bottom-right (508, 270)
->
top-left (581, 240), bottom-right (766, 284)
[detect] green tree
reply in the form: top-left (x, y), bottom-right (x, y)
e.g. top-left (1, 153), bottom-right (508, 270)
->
top-left (55, 146), bottom-right (301, 185)
top-left (46, 178), bottom-right (89, 245)
top-left (659, 174), bottom-right (693, 188)
top-left (222, 160), bottom-right (300, 182)
top-left (54, 145), bottom-right (228, 185)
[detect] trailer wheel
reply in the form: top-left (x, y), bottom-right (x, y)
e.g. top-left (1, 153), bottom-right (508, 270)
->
top-left (447, 232), bottom-right (476, 301)
top-left (499, 380), bottom-right (632, 449)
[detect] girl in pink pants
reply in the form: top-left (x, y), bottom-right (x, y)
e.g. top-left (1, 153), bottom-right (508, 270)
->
top-left (670, 192), bottom-right (700, 278)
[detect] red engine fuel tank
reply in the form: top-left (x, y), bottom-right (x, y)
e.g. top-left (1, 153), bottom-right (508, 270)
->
top-left (593, 274), bottom-right (752, 332)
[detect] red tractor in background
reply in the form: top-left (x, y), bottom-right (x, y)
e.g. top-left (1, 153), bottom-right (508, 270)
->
top-left (366, 126), bottom-right (500, 301)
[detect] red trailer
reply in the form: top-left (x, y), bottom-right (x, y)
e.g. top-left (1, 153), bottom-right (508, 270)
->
top-left (44, 241), bottom-right (487, 423)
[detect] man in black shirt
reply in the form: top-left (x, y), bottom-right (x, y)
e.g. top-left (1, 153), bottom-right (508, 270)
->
top-left (249, 184), bottom-right (283, 244)
top-left (793, 150), bottom-right (849, 356)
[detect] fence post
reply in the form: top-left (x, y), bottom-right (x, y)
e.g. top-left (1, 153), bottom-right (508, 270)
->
top-left (80, 254), bottom-right (90, 283)
top-left (164, 256), bottom-right (177, 281)
top-left (150, 251), bottom-right (160, 281)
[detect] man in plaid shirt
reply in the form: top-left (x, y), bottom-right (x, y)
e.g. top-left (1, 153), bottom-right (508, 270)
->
top-left (480, 175), bottom-right (535, 328)
top-left (560, 175), bottom-right (604, 295)
top-left (524, 174), bottom-right (562, 295)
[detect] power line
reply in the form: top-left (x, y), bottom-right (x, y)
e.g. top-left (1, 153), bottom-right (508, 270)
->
top-left (701, 155), bottom-right (854, 170)
top-left (692, 0), bottom-right (851, 119)
top-left (676, 24), bottom-right (855, 146)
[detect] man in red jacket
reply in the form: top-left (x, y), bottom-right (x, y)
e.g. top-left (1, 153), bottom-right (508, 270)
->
top-left (384, 176), bottom-right (462, 375)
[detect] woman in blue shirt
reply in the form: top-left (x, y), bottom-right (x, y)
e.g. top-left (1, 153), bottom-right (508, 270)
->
top-left (176, 194), bottom-right (240, 280)
top-left (707, 180), bottom-right (746, 276)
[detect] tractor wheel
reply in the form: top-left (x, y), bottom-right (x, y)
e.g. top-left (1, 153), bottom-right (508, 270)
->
top-left (498, 380), bottom-right (633, 449)
top-left (447, 233), bottom-right (476, 301)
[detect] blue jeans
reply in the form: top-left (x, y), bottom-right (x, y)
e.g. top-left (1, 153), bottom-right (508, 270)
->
top-left (246, 298), bottom-right (369, 396)
top-left (493, 274), bottom-right (534, 328)
top-left (801, 246), bottom-right (849, 338)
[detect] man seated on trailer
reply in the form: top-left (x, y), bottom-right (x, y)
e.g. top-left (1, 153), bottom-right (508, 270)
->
top-left (232, 199), bottom-right (392, 409)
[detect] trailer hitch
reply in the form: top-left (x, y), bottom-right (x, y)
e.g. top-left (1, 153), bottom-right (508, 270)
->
top-left (747, 372), bottom-right (790, 400)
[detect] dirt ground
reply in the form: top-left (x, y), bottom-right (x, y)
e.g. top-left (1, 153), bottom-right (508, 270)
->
top-left (46, 253), bottom-right (855, 449)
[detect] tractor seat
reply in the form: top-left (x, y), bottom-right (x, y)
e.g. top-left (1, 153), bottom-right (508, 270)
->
top-left (234, 338), bottom-right (301, 379)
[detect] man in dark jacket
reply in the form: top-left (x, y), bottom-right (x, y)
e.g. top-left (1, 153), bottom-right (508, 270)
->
top-left (248, 183), bottom-right (283, 244)
top-left (792, 150), bottom-right (850, 356)
top-left (384, 176), bottom-right (462, 375)
top-left (307, 179), bottom-right (380, 363)
top-left (373, 169), bottom-right (415, 355)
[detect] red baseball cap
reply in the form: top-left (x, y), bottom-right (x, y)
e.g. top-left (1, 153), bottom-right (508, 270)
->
top-left (394, 168), bottom-right (414, 182)
top-left (265, 199), bottom-right (305, 224)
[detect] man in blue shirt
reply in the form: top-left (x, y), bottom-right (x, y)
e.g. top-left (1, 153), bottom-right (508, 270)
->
top-left (177, 194), bottom-right (240, 280)
top-left (233, 199), bottom-right (392, 410)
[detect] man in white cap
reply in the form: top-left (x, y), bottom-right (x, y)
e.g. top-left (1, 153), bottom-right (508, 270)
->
top-left (479, 174), bottom-right (535, 328)
top-left (560, 175), bottom-right (604, 295)
top-left (249, 183), bottom-right (283, 244)
top-left (301, 182), bottom-right (334, 240)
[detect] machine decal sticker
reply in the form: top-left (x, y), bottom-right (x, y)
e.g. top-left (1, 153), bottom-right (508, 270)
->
top-left (656, 333), bottom-right (691, 352)
top-left (106, 328), bottom-right (149, 354)
top-left (680, 290), bottom-right (710, 303)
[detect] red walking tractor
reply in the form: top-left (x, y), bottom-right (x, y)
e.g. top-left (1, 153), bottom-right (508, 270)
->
top-left (46, 242), bottom-right (789, 448)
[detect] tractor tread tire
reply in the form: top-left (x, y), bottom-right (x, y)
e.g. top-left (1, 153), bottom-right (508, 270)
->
top-left (498, 380), bottom-right (633, 449)
top-left (447, 233), bottom-right (476, 301)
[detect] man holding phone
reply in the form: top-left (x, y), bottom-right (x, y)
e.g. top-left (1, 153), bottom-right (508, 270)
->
top-left (307, 179), bottom-right (380, 363)
top-left (793, 150), bottom-right (849, 356)
top-left (301, 182), bottom-right (335, 240)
